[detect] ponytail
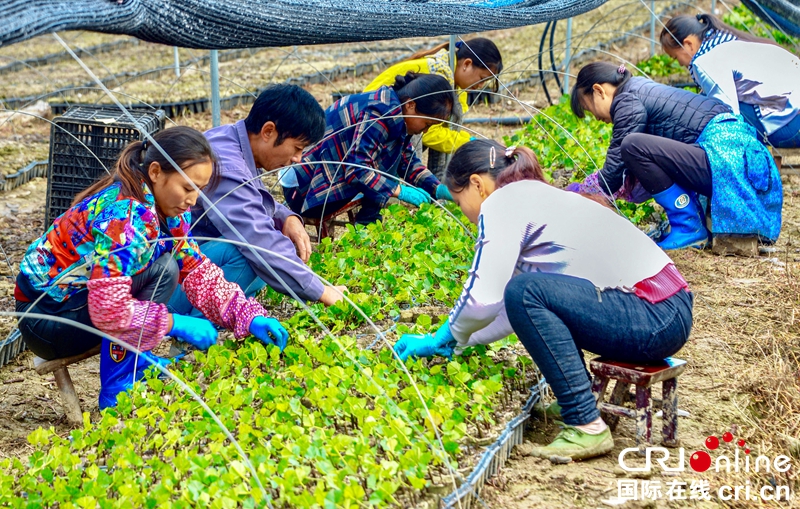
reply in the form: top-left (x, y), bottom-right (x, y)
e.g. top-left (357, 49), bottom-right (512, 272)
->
top-left (393, 72), bottom-right (455, 120)
top-left (406, 41), bottom-right (450, 61)
top-left (570, 62), bottom-right (632, 118)
top-left (406, 37), bottom-right (503, 75)
top-left (72, 126), bottom-right (218, 208)
top-left (445, 139), bottom-right (546, 192)
top-left (495, 146), bottom-right (545, 187)
top-left (660, 13), bottom-right (776, 49)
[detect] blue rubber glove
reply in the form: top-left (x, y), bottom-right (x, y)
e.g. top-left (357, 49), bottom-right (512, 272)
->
top-left (433, 320), bottom-right (455, 345)
top-left (249, 316), bottom-right (289, 352)
top-left (395, 320), bottom-right (456, 361)
top-left (435, 184), bottom-right (454, 201)
top-left (397, 184), bottom-right (432, 207)
top-left (169, 314), bottom-right (218, 350)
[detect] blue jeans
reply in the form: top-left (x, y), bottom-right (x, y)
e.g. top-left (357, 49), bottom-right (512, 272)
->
top-left (740, 103), bottom-right (800, 149)
top-left (168, 240), bottom-right (266, 318)
top-left (504, 272), bottom-right (693, 426)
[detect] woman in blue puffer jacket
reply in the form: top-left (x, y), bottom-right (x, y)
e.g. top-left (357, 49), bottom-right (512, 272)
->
top-left (567, 62), bottom-right (782, 250)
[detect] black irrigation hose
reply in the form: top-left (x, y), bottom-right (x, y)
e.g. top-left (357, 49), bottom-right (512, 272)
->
top-left (539, 19), bottom-right (563, 105)
top-left (463, 116), bottom-right (533, 126)
top-left (507, 1), bottom-right (686, 94)
top-left (538, 20), bottom-right (553, 105)
top-left (549, 19), bottom-right (562, 93)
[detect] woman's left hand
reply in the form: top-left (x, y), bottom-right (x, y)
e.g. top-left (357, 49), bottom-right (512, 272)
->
top-left (249, 316), bottom-right (289, 352)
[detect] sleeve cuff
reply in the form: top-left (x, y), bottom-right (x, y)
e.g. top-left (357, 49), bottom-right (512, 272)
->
top-left (273, 202), bottom-right (302, 230)
top-left (303, 278), bottom-right (325, 302)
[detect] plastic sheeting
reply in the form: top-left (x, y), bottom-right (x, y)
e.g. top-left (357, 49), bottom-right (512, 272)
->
top-left (0, 0), bottom-right (607, 49)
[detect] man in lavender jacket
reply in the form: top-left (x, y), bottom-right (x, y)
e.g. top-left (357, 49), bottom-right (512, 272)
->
top-left (169, 85), bottom-right (345, 316)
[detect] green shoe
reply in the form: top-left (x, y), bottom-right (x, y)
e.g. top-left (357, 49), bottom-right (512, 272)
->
top-left (530, 425), bottom-right (614, 461)
top-left (533, 400), bottom-right (562, 420)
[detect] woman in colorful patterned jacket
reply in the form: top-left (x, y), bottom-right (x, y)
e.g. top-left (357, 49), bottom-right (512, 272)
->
top-left (284, 73), bottom-right (456, 224)
top-left (15, 126), bottom-right (288, 409)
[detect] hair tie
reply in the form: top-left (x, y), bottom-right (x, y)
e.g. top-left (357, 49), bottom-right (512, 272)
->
top-left (505, 145), bottom-right (516, 158)
top-left (696, 13), bottom-right (704, 21)
top-left (455, 41), bottom-right (463, 49)
top-left (139, 139), bottom-right (149, 168)
top-left (617, 64), bottom-right (626, 75)
top-left (489, 146), bottom-right (496, 169)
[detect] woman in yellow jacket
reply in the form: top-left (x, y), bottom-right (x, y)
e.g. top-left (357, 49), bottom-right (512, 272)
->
top-left (364, 38), bottom-right (503, 155)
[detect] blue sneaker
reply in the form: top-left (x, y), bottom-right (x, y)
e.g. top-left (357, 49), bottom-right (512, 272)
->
top-left (98, 339), bottom-right (172, 410)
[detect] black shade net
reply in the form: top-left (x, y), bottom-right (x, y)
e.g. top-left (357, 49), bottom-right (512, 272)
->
top-left (1, 0), bottom-right (608, 49)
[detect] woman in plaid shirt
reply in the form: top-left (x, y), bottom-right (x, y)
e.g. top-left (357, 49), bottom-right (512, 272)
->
top-left (284, 73), bottom-right (456, 224)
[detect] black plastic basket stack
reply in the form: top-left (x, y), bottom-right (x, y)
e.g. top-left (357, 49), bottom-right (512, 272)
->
top-left (45, 107), bottom-right (165, 226)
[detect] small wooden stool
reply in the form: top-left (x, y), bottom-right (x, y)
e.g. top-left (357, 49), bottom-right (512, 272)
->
top-left (304, 199), bottom-right (362, 242)
top-left (590, 357), bottom-right (687, 453)
top-left (34, 344), bottom-right (101, 424)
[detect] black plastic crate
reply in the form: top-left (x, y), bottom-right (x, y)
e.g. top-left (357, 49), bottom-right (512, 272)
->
top-left (45, 107), bottom-right (165, 226)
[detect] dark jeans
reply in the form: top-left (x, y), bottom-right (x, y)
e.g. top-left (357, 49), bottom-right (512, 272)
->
top-left (740, 103), bottom-right (800, 149)
top-left (283, 186), bottom-right (383, 224)
top-left (620, 133), bottom-right (713, 196)
top-left (504, 272), bottom-right (693, 426)
top-left (16, 254), bottom-right (179, 360)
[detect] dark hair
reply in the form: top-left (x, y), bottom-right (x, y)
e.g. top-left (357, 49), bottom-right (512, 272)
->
top-left (407, 37), bottom-right (504, 75)
top-left (570, 62), bottom-right (632, 118)
top-left (660, 14), bottom-right (773, 50)
top-left (244, 83), bottom-right (326, 145)
top-left (445, 139), bottom-right (546, 192)
top-left (72, 126), bottom-right (217, 210)
top-left (392, 73), bottom-right (455, 121)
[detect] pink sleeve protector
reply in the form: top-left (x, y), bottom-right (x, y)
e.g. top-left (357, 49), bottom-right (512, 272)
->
top-left (86, 277), bottom-right (170, 352)
top-left (182, 258), bottom-right (266, 339)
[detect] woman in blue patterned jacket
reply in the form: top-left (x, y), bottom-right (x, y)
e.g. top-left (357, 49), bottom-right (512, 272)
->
top-left (283, 73), bottom-right (456, 224)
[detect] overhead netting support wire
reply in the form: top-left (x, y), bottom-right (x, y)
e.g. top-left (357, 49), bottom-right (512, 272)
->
top-left (1, 0), bottom-right (608, 49)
